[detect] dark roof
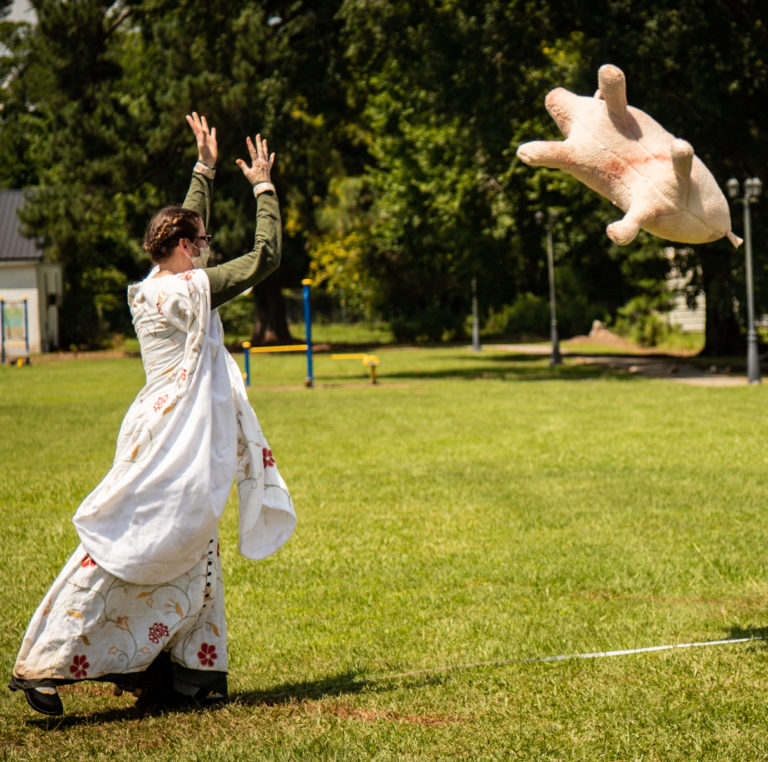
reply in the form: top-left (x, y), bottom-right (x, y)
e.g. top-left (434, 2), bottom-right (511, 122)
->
top-left (0, 190), bottom-right (42, 263)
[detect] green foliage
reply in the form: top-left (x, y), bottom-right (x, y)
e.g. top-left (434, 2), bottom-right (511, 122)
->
top-left (308, 176), bottom-right (378, 319)
top-left (2, 0), bottom-right (766, 351)
top-left (218, 291), bottom-right (255, 339)
top-left (481, 293), bottom-right (550, 339)
top-left (553, 0), bottom-right (768, 354)
top-left (613, 293), bottom-right (676, 347)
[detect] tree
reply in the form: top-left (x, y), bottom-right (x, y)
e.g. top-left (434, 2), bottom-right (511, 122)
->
top-left (0, 0), bottom-right (358, 346)
top-left (336, 1), bottom-right (626, 341)
top-left (0, 0), bottom-right (148, 345)
top-left (553, 0), bottom-right (768, 354)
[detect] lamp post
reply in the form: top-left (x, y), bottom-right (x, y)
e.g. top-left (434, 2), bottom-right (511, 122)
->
top-left (726, 176), bottom-right (762, 385)
top-left (471, 276), bottom-right (481, 352)
top-left (535, 209), bottom-right (562, 366)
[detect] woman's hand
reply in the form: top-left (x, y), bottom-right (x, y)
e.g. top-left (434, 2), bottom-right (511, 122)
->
top-left (186, 112), bottom-right (218, 167)
top-left (236, 134), bottom-right (275, 185)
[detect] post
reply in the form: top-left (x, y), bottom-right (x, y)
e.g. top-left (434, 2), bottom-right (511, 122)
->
top-left (536, 209), bottom-right (562, 366)
top-left (1, 300), bottom-right (5, 365)
top-left (471, 277), bottom-right (481, 352)
top-left (743, 199), bottom-right (760, 384)
top-left (302, 279), bottom-right (314, 387)
top-left (242, 341), bottom-right (251, 387)
top-left (727, 176), bottom-right (762, 385)
top-left (23, 298), bottom-right (29, 359)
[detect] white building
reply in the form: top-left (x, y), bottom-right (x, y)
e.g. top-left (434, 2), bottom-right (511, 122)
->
top-left (663, 247), bottom-right (705, 332)
top-left (0, 190), bottom-right (63, 357)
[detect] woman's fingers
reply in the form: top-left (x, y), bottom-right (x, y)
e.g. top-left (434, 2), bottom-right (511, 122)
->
top-left (245, 136), bottom-right (255, 160)
top-left (240, 134), bottom-right (275, 179)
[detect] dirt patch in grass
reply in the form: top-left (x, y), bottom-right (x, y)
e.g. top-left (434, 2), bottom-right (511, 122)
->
top-left (306, 701), bottom-right (465, 726)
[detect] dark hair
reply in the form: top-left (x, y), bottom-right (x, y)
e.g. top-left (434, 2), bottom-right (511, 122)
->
top-left (143, 206), bottom-right (201, 261)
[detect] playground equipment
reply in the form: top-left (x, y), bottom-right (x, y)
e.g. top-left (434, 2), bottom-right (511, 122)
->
top-left (331, 353), bottom-right (380, 384)
top-left (240, 279), bottom-right (380, 387)
top-left (1, 298), bottom-right (30, 364)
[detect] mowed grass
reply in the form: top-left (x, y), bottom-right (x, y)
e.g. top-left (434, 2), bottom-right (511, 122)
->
top-left (2, 346), bottom-right (768, 760)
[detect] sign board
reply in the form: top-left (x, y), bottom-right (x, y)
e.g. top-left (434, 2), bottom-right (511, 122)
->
top-left (1, 299), bottom-right (29, 362)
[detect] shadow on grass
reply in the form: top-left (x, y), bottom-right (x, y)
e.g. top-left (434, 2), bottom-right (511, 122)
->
top-left (377, 356), bottom-right (641, 384)
top-left (24, 696), bottom-right (231, 729)
top-left (233, 669), bottom-right (450, 707)
top-left (22, 670), bottom-right (446, 729)
top-left (233, 670), bottom-right (370, 706)
top-left (727, 624), bottom-right (768, 643)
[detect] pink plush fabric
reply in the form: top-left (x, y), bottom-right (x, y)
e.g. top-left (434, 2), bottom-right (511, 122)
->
top-left (517, 64), bottom-right (741, 247)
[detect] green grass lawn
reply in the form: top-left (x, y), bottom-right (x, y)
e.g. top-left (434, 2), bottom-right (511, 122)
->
top-left (2, 347), bottom-right (768, 760)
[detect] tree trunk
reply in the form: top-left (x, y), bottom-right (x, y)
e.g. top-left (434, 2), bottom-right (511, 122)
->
top-left (701, 249), bottom-right (746, 357)
top-left (250, 272), bottom-right (297, 346)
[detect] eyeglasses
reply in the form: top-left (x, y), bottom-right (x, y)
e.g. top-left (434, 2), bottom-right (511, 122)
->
top-left (198, 235), bottom-right (212, 244)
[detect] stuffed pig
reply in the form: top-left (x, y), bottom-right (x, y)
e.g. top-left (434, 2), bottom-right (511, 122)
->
top-left (517, 64), bottom-right (741, 247)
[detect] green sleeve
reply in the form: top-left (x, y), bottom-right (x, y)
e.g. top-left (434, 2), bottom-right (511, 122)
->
top-left (182, 172), bottom-right (213, 228)
top-left (204, 192), bottom-right (282, 309)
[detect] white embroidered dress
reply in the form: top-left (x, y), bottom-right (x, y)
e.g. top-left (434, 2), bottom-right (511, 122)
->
top-left (12, 269), bottom-right (295, 684)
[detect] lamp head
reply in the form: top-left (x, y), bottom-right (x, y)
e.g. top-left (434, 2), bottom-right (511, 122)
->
top-left (726, 178), bottom-right (740, 199)
top-left (746, 177), bottom-right (763, 201)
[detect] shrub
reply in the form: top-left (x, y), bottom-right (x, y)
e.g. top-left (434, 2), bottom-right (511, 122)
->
top-left (218, 292), bottom-right (254, 338)
top-left (613, 294), bottom-right (675, 347)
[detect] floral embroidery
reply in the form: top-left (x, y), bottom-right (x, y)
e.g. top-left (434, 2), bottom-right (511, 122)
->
top-left (179, 368), bottom-right (187, 382)
top-left (178, 271), bottom-right (193, 281)
top-left (148, 622), bottom-right (169, 644)
top-left (198, 642), bottom-right (217, 667)
top-left (262, 448), bottom-right (275, 468)
top-left (81, 554), bottom-right (97, 568)
top-left (69, 654), bottom-right (89, 678)
top-left (153, 394), bottom-right (169, 412)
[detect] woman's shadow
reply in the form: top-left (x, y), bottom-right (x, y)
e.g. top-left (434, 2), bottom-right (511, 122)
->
top-left (27, 668), bottom-right (443, 728)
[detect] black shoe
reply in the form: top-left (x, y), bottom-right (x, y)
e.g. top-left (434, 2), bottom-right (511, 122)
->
top-left (193, 687), bottom-right (228, 706)
top-left (25, 687), bottom-right (63, 716)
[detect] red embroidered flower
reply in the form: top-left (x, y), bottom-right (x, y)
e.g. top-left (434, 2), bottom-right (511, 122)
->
top-left (262, 448), bottom-right (275, 468)
top-left (81, 554), bottom-right (97, 568)
top-left (148, 622), bottom-right (170, 644)
top-left (178, 271), bottom-right (193, 281)
top-left (179, 368), bottom-right (187, 382)
top-left (153, 394), bottom-right (169, 412)
top-left (197, 642), bottom-right (217, 667)
top-left (69, 654), bottom-right (89, 678)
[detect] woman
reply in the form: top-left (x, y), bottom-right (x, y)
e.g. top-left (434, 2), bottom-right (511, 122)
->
top-left (9, 113), bottom-right (296, 716)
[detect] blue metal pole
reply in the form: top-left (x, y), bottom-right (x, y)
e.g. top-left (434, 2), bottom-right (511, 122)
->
top-left (23, 298), bottom-right (29, 359)
top-left (1, 300), bottom-right (5, 365)
top-left (302, 279), bottom-right (313, 387)
top-left (242, 341), bottom-right (251, 387)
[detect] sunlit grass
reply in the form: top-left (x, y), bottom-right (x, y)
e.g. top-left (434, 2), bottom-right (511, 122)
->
top-left (2, 348), bottom-right (768, 759)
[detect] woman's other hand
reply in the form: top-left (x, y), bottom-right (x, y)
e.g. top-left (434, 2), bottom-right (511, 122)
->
top-left (186, 112), bottom-right (218, 167)
top-left (236, 134), bottom-right (275, 186)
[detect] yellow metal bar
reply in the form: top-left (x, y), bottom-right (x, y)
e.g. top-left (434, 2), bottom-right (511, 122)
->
top-left (247, 344), bottom-right (308, 354)
top-left (331, 353), bottom-right (380, 384)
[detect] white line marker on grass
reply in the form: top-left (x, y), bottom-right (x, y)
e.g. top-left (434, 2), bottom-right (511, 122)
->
top-left (378, 636), bottom-right (767, 681)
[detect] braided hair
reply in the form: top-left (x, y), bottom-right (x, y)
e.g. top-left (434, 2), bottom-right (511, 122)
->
top-left (143, 206), bottom-right (201, 262)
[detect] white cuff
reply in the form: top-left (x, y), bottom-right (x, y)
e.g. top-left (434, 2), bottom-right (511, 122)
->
top-left (193, 161), bottom-right (216, 179)
top-left (253, 182), bottom-right (276, 198)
